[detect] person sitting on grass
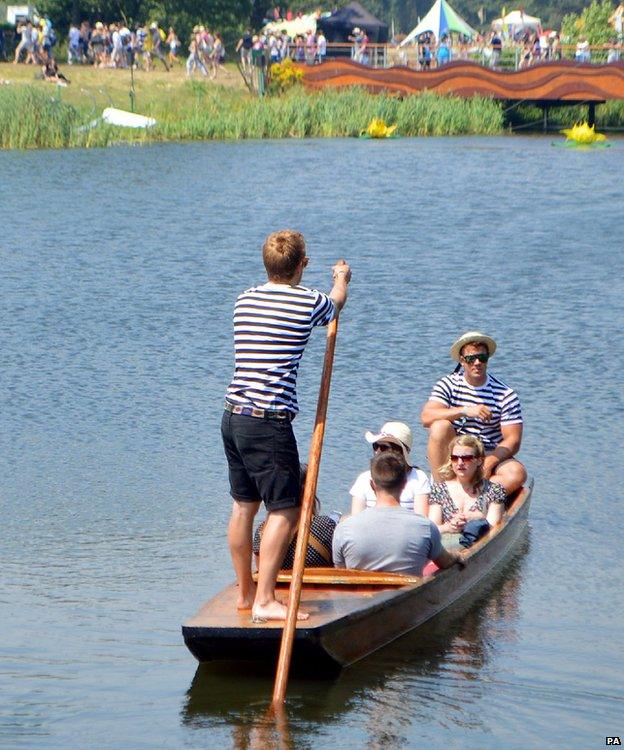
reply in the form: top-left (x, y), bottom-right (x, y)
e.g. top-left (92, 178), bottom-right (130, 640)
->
top-left (40, 51), bottom-right (70, 84)
top-left (333, 453), bottom-right (464, 576)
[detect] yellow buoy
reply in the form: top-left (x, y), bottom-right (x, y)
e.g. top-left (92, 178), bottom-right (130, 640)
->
top-left (365, 118), bottom-right (398, 138)
top-left (561, 122), bottom-right (606, 144)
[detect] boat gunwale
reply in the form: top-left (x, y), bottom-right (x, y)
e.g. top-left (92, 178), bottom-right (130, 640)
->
top-left (306, 477), bottom-right (532, 638)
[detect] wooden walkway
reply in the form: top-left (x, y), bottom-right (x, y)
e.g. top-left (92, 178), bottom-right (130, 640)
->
top-left (300, 59), bottom-right (624, 106)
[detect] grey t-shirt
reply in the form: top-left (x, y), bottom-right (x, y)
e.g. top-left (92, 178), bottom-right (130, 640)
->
top-left (332, 506), bottom-right (443, 576)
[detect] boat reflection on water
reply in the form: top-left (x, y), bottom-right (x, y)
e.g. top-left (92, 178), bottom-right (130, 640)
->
top-left (181, 535), bottom-right (530, 747)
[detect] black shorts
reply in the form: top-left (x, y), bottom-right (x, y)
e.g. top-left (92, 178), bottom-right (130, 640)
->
top-left (221, 410), bottom-right (301, 511)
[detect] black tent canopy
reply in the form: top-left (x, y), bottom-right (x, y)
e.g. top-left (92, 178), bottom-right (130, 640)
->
top-left (318, 2), bottom-right (389, 43)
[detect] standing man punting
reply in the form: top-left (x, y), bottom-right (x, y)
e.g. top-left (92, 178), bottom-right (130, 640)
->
top-left (222, 229), bottom-right (351, 622)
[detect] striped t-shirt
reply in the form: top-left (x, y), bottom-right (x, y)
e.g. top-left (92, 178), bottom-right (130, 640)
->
top-left (429, 371), bottom-right (523, 451)
top-left (225, 282), bottom-right (336, 414)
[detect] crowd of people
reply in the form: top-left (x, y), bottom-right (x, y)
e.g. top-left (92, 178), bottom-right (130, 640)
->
top-left (9, 17), bottom-right (73, 83)
top-left (184, 26), bottom-right (226, 78)
top-left (235, 27), bottom-right (327, 76)
top-left (9, 18), bottom-right (232, 79)
top-left (11, 17), bottom-right (57, 63)
top-left (394, 29), bottom-right (622, 70)
top-left (7, 10), bottom-right (620, 89)
top-left (222, 230), bottom-right (527, 622)
top-left (66, 21), bottom-right (177, 71)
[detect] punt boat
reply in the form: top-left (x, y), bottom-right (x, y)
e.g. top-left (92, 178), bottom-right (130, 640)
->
top-left (182, 479), bottom-right (532, 673)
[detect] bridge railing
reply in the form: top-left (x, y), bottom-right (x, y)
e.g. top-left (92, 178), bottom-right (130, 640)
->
top-left (299, 42), bottom-right (622, 72)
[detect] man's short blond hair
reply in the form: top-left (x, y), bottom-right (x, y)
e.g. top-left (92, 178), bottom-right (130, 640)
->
top-left (262, 230), bottom-right (306, 281)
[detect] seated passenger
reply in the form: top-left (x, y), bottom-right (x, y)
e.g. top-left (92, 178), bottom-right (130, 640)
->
top-left (333, 453), bottom-right (464, 576)
top-left (421, 331), bottom-right (527, 495)
top-left (253, 464), bottom-right (339, 570)
top-left (40, 52), bottom-right (70, 84)
top-left (350, 421), bottom-right (430, 516)
top-left (429, 435), bottom-right (506, 534)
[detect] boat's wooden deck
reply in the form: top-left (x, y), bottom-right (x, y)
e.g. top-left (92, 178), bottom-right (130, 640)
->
top-left (184, 579), bottom-right (413, 630)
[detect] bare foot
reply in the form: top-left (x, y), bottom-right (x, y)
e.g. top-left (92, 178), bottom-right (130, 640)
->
top-left (251, 600), bottom-right (309, 622)
top-left (236, 586), bottom-right (256, 610)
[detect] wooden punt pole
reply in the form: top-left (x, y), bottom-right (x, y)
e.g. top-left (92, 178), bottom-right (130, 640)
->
top-left (272, 315), bottom-right (339, 707)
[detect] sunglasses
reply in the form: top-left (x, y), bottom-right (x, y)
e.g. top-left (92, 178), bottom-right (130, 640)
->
top-left (373, 442), bottom-right (402, 454)
top-left (462, 353), bottom-right (489, 364)
top-left (450, 454), bottom-right (477, 463)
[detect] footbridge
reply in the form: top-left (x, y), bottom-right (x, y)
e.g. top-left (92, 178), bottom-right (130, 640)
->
top-left (300, 59), bottom-right (624, 126)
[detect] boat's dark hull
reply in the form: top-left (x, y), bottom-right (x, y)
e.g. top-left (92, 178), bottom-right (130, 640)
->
top-left (183, 480), bottom-right (532, 670)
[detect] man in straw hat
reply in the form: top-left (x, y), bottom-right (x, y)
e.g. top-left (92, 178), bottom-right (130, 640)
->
top-left (420, 331), bottom-right (526, 494)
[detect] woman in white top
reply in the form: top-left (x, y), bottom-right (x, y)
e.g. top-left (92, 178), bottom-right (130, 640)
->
top-left (350, 421), bottom-right (431, 516)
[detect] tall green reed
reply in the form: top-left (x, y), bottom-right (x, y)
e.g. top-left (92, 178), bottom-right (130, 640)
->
top-left (10, 81), bottom-right (596, 150)
top-left (0, 86), bottom-right (80, 149)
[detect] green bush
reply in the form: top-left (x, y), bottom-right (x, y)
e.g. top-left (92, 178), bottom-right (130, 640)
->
top-left (561, 0), bottom-right (616, 44)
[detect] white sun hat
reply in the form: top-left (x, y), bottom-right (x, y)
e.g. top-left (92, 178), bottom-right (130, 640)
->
top-left (450, 331), bottom-right (497, 362)
top-left (364, 421), bottom-right (413, 464)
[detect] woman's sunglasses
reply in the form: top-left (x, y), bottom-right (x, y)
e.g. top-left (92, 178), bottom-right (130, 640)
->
top-left (450, 454), bottom-right (477, 463)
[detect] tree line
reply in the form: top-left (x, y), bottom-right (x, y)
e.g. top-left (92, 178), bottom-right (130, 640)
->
top-left (31, 0), bottom-right (615, 47)
top-left (277, 0), bottom-right (603, 34)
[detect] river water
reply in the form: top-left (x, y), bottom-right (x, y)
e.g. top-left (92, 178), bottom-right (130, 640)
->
top-left (1, 137), bottom-right (622, 749)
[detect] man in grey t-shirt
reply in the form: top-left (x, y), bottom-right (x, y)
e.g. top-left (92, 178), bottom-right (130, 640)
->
top-left (332, 453), bottom-right (464, 576)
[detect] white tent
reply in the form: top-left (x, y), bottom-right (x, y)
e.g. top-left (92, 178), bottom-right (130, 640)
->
top-left (400, 0), bottom-right (476, 46)
top-left (263, 13), bottom-right (317, 37)
top-left (492, 10), bottom-right (541, 32)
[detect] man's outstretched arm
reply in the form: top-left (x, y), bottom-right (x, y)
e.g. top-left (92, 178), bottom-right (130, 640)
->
top-left (329, 259), bottom-right (351, 312)
top-left (433, 548), bottom-right (465, 570)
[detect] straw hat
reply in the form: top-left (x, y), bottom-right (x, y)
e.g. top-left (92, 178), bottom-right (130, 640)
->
top-left (365, 422), bottom-right (413, 464)
top-left (450, 331), bottom-right (497, 362)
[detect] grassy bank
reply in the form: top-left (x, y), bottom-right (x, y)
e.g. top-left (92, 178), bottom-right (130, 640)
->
top-left (1, 62), bottom-right (622, 149)
top-left (0, 61), bottom-right (503, 148)
top-left (0, 84), bottom-right (504, 148)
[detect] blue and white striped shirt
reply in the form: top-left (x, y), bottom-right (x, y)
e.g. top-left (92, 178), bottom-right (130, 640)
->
top-left (429, 371), bottom-right (523, 451)
top-left (225, 282), bottom-right (336, 414)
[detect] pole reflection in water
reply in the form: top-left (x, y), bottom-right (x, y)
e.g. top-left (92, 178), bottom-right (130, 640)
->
top-left (181, 536), bottom-right (529, 746)
top-left (228, 706), bottom-right (292, 750)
